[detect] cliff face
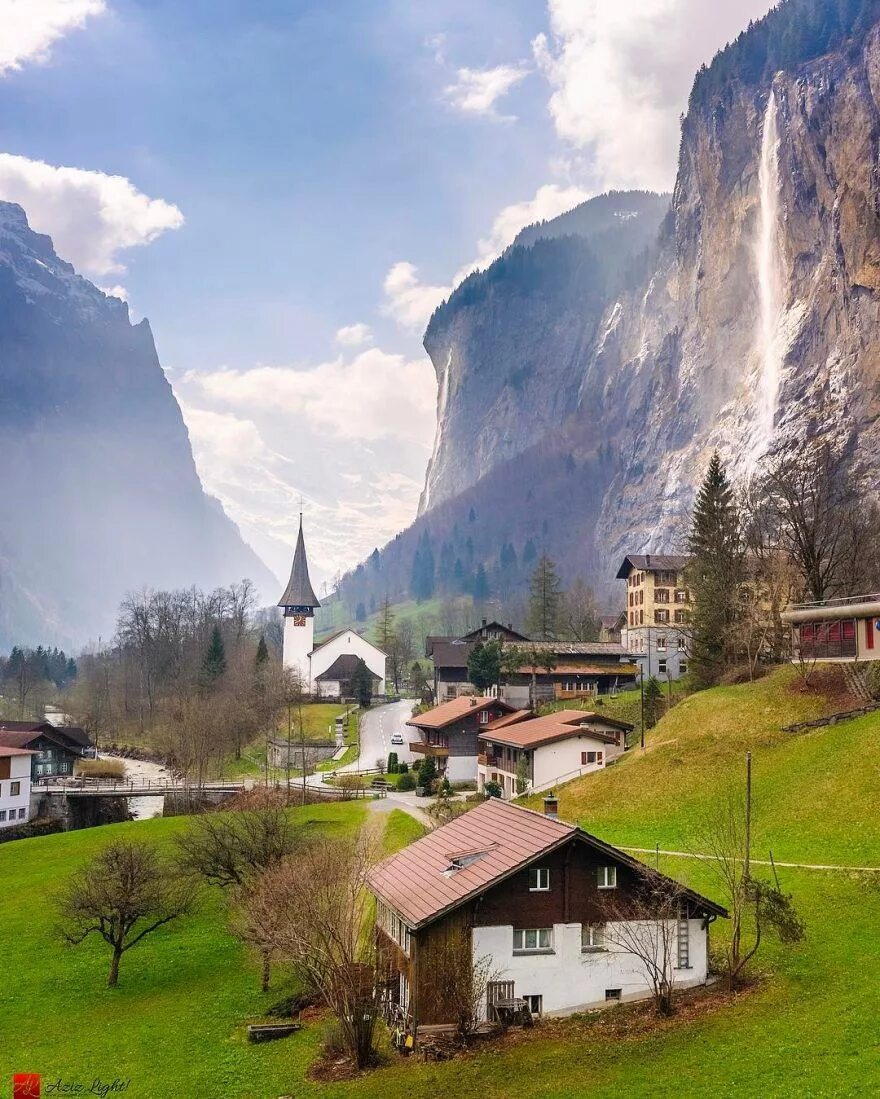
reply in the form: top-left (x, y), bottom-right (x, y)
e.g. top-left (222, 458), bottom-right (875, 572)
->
top-left (0, 202), bottom-right (275, 648)
top-left (400, 5), bottom-right (880, 602)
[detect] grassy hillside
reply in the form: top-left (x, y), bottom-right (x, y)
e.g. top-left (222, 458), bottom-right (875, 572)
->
top-left (2, 669), bottom-right (879, 1097)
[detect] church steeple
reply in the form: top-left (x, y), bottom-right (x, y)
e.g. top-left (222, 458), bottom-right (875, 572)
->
top-left (278, 514), bottom-right (320, 612)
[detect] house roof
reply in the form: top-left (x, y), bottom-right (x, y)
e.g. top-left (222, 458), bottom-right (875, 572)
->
top-left (600, 613), bottom-right (626, 629)
top-left (0, 721), bottom-right (92, 748)
top-left (368, 798), bottom-right (576, 927)
top-left (315, 654), bottom-right (379, 681)
top-left (430, 639), bottom-right (633, 671)
top-left (479, 710), bottom-right (630, 749)
top-left (0, 745), bottom-right (37, 757)
top-left (511, 663), bottom-right (640, 677)
top-left (0, 728), bottom-right (80, 753)
top-left (278, 517), bottom-right (321, 609)
top-left (483, 709), bottom-right (532, 731)
top-left (368, 798), bottom-right (726, 928)
top-left (458, 621), bottom-right (530, 643)
top-left (407, 696), bottom-right (518, 730)
top-left (616, 554), bottom-right (690, 580)
top-left (428, 639), bottom-right (475, 669)
top-left (310, 628), bottom-right (386, 659)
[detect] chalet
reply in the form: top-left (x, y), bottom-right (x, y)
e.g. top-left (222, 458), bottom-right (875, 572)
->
top-left (599, 613), bottom-right (626, 644)
top-left (497, 641), bottom-right (639, 706)
top-left (617, 554), bottom-right (692, 680)
top-left (782, 594), bottom-right (880, 663)
top-left (369, 799), bottom-right (726, 1028)
top-left (426, 620), bottom-right (529, 703)
top-left (477, 711), bottom-right (632, 799)
top-left (407, 696), bottom-right (522, 782)
top-left (0, 746), bottom-right (35, 827)
top-left (0, 721), bottom-right (92, 779)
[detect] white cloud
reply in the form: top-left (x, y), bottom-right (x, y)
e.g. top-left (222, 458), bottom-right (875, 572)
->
top-left (98, 283), bottom-right (128, 301)
top-left (183, 347), bottom-right (436, 447)
top-left (0, 0), bottom-right (106, 75)
top-left (335, 322), bottom-right (373, 347)
top-left (533, 0), bottom-right (775, 192)
top-left (382, 261), bottom-right (450, 331)
top-left (384, 182), bottom-right (590, 330)
top-left (444, 63), bottom-right (530, 118)
top-left (0, 154), bottom-right (184, 276)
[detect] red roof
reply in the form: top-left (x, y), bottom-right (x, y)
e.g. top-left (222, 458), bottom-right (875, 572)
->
top-left (479, 711), bottom-right (624, 749)
top-left (0, 745), bottom-right (37, 757)
top-left (483, 709), bottom-right (532, 731)
top-left (368, 798), bottom-right (575, 927)
top-left (368, 799), bottom-right (728, 928)
top-left (407, 696), bottom-right (517, 731)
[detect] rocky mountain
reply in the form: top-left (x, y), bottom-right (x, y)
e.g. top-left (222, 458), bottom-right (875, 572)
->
top-left (0, 202), bottom-right (275, 649)
top-left (342, 0), bottom-right (880, 612)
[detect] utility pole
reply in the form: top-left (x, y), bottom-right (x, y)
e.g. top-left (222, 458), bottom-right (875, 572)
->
top-left (639, 667), bottom-right (645, 750)
top-left (745, 751), bottom-right (752, 882)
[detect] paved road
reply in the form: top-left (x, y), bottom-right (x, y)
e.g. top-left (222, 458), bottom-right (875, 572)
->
top-left (341, 698), bottom-right (416, 772)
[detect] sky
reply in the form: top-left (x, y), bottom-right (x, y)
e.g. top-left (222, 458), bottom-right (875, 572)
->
top-left (0, 0), bottom-right (775, 592)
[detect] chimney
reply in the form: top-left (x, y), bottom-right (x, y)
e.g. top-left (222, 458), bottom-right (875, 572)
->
top-left (543, 795), bottom-right (559, 820)
top-left (508, 623), bottom-right (513, 631)
top-left (646, 553), bottom-right (651, 568)
top-left (482, 617), bottom-right (487, 627)
top-left (470, 698), bottom-right (478, 707)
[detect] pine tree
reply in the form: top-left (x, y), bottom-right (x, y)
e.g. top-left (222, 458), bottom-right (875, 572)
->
top-left (255, 635), bottom-right (270, 667)
top-left (644, 676), bottom-right (664, 728)
top-left (351, 658), bottom-right (374, 707)
top-left (472, 563), bottom-right (490, 601)
top-left (202, 626), bottom-right (227, 687)
top-left (355, 602), bottom-right (367, 622)
top-left (467, 640), bottom-right (502, 692)
top-left (526, 555), bottom-right (563, 640)
top-left (687, 451), bottom-right (745, 688)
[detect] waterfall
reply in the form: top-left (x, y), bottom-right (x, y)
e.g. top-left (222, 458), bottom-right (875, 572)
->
top-left (753, 90), bottom-right (783, 456)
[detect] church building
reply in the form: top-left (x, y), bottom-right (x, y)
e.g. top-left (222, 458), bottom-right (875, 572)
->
top-left (278, 517), bottom-right (387, 698)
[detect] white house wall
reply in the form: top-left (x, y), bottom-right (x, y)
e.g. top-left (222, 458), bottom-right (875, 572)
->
top-left (531, 734), bottom-right (615, 791)
top-left (309, 630), bottom-right (386, 695)
top-left (446, 753), bottom-right (478, 783)
top-left (473, 919), bottom-right (708, 1017)
top-left (0, 754), bottom-right (32, 828)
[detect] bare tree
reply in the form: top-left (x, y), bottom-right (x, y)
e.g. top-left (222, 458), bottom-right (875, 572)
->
top-left (697, 788), bottom-right (804, 988)
top-left (433, 939), bottom-right (502, 1044)
top-left (761, 442), bottom-right (862, 602)
top-left (599, 868), bottom-right (686, 1016)
top-left (242, 831), bottom-right (382, 1068)
top-left (57, 840), bottom-right (197, 987)
top-left (561, 578), bottom-right (601, 642)
top-left (175, 804), bottom-right (300, 889)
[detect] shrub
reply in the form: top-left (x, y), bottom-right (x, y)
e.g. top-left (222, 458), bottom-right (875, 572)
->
top-left (76, 758), bottom-right (126, 779)
top-left (398, 761), bottom-right (408, 774)
top-left (320, 1019), bottom-right (348, 1058)
top-left (387, 752), bottom-right (399, 774)
top-left (484, 781), bottom-right (503, 799)
top-left (396, 772), bottom-right (416, 792)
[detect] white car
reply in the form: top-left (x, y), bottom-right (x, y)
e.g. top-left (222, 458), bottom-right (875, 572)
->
top-left (390, 732), bottom-right (404, 746)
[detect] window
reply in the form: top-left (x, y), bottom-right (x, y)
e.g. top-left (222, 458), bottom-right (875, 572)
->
top-left (597, 865), bottom-right (617, 890)
top-left (513, 928), bottom-right (553, 953)
top-left (675, 589), bottom-right (688, 603)
top-left (581, 923), bottom-right (606, 952)
top-left (9, 781), bottom-right (20, 796)
top-left (658, 659), bottom-right (667, 674)
top-left (479, 710), bottom-right (489, 724)
top-left (677, 636), bottom-right (687, 651)
top-left (799, 619), bottom-right (857, 659)
top-left (656, 635), bottom-right (667, 651)
top-left (655, 609), bottom-right (669, 624)
top-left (605, 988), bottom-right (622, 1001)
top-left (528, 867), bottom-right (550, 892)
top-left (674, 609), bottom-right (687, 624)
top-left (581, 751), bottom-right (598, 765)
top-left (376, 899), bottom-right (411, 956)
top-left (0, 811), bottom-right (6, 822)
top-left (679, 660), bottom-right (688, 675)
top-left (523, 995), bottom-right (543, 1016)
top-left (18, 808), bottom-right (25, 819)
top-left (655, 589), bottom-right (670, 604)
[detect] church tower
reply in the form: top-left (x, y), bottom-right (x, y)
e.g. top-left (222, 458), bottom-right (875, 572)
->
top-left (278, 515), bottom-right (321, 689)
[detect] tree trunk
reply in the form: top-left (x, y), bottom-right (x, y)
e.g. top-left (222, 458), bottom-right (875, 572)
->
top-left (261, 949), bottom-right (271, 993)
top-left (108, 946), bottom-right (122, 987)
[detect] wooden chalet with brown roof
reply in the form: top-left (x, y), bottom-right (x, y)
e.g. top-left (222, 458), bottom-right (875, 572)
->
top-left (477, 710), bottom-right (632, 798)
top-left (0, 720), bottom-right (92, 780)
top-left (369, 799), bottom-right (726, 1029)
top-left (407, 697), bottom-right (524, 783)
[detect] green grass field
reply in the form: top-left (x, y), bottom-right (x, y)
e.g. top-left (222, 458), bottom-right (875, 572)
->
top-left (2, 668), bottom-right (879, 1097)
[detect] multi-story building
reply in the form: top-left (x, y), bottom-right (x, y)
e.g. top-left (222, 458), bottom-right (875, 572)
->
top-left (0, 746), bottom-right (35, 827)
top-left (616, 554), bottom-right (692, 680)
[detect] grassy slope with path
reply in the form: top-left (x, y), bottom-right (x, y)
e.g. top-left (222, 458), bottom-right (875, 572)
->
top-left (3, 669), bottom-right (879, 1097)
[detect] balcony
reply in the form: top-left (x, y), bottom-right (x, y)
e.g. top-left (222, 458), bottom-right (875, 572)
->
top-left (409, 741), bottom-right (449, 757)
top-left (478, 754), bottom-right (500, 767)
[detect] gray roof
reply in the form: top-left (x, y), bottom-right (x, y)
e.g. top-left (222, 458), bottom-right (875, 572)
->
top-left (616, 554), bottom-right (690, 580)
top-left (278, 518), bottom-right (321, 609)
